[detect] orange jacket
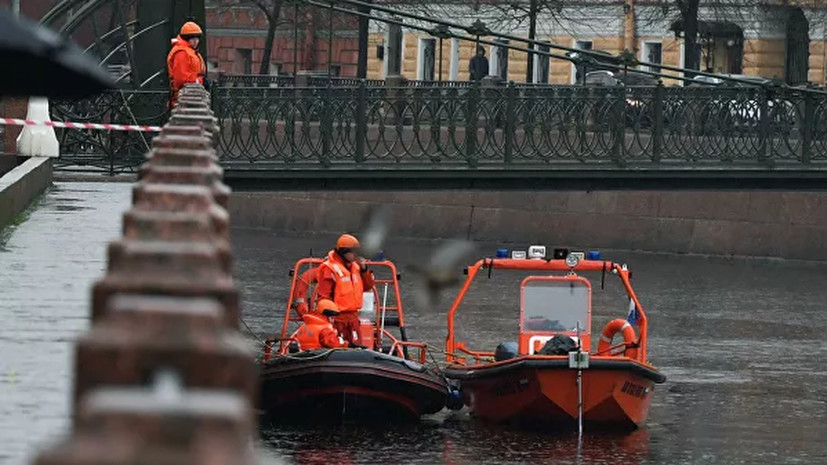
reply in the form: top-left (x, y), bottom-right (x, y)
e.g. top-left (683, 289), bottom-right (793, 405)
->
top-left (295, 313), bottom-right (347, 350)
top-left (315, 250), bottom-right (373, 313)
top-left (292, 267), bottom-right (319, 316)
top-left (166, 36), bottom-right (205, 106)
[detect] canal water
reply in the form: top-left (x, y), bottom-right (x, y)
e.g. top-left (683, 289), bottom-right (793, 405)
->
top-left (2, 182), bottom-right (826, 464)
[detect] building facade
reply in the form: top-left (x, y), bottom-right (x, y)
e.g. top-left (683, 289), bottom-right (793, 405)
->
top-left (204, 4), bottom-right (360, 77)
top-left (362, 1), bottom-right (827, 85)
top-left (1, 0), bottom-right (826, 84)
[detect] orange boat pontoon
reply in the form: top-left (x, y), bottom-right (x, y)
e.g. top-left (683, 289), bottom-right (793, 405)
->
top-left (444, 249), bottom-right (666, 429)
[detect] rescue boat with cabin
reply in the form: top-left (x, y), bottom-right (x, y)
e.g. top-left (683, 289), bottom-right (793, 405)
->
top-left (259, 257), bottom-right (451, 422)
top-left (443, 248), bottom-right (666, 429)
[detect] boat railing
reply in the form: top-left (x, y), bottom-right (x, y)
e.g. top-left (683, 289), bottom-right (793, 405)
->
top-left (453, 343), bottom-right (496, 364)
top-left (446, 258), bottom-right (650, 365)
top-left (395, 341), bottom-right (428, 365)
top-left (594, 340), bottom-right (638, 357)
top-left (280, 258), bottom-right (408, 352)
top-left (265, 336), bottom-right (301, 360)
top-left (382, 333), bottom-right (429, 365)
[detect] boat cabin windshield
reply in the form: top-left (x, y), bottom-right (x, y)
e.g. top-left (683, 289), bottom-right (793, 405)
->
top-left (521, 276), bottom-right (591, 335)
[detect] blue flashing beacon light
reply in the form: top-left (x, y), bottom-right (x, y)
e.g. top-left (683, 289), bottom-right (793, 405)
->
top-left (495, 248), bottom-right (509, 258)
top-left (588, 250), bottom-right (601, 260)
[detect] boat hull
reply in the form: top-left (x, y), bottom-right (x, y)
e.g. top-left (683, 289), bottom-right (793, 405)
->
top-left (260, 349), bottom-right (448, 422)
top-left (444, 356), bottom-right (665, 428)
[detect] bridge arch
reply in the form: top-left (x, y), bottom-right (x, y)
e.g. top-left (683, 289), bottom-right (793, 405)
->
top-left (42, 0), bottom-right (205, 90)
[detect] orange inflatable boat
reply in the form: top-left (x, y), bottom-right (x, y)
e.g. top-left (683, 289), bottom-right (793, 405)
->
top-left (260, 257), bottom-right (450, 422)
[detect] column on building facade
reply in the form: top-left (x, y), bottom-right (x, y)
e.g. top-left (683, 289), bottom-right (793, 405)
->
top-left (534, 40), bottom-right (551, 84)
top-left (623, 0), bottom-right (637, 55)
top-left (386, 23), bottom-right (403, 76)
top-left (449, 38), bottom-right (460, 81)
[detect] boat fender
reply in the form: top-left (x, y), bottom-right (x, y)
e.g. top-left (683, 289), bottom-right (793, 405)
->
top-left (372, 352), bottom-right (427, 372)
top-left (402, 359), bottom-right (426, 372)
top-left (597, 318), bottom-right (638, 359)
top-left (446, 386), bottom-right (464, 410)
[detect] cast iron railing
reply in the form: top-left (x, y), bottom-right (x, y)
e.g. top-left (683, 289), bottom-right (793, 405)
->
top-left (211, 82), bottom-right (827, 167)
top-left (50, 90), bottom-right (168, 175)
top-left (49, 82), bottom-right (827, 174)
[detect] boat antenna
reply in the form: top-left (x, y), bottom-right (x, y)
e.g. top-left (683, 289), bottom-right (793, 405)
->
top-left (601, 262), bottom-right (606, 290)
top-left (575, 320), bottom-right (584, 437)
top-left (378, 283), bottom-right (390, 351)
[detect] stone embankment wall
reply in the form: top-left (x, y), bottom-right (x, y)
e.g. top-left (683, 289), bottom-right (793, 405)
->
top-left (231, 190), bottom-right (827, 261)
top-left (0, 157), bottom-right (52, 228)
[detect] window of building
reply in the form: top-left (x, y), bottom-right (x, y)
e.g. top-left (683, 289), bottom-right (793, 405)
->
top-left (641, 41), bottom-right (663, 73)
top-left (571, 40), bottom-right (593, 83)
top-left (418, 38), bottom-right (436, 81)
top-left (534, 41), bottom-right (551, 84)
top-left (490, 38), bottom-right (509, 81)
top-left (235, 48), bottom-right (252, 75)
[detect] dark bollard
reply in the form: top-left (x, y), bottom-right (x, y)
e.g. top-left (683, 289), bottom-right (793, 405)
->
top-left (73, 295), bottom-right (256, 415)
top-left (93, 239), bottom-right (239, 326)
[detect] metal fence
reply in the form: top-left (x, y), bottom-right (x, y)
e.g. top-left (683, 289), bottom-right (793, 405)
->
top-left (212, 82), bottom-right (827, 167)
top-left (49, 81), bottom-right (827, 174)
top-left (50, 90), bottom-right (168, 174)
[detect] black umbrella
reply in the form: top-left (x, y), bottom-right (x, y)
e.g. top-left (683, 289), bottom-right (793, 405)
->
top-left (0, 10), bottom-right (114, 98)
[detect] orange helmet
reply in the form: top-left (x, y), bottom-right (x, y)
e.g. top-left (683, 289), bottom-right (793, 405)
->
top-left (316, 299), bottom-right (340, 317)
top-left (180, 21), bottom-right (203, 37)
top-left (336, 234), bottom-right (360, 250)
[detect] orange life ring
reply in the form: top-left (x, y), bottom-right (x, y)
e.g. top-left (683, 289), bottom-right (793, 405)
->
top-left (292, 267), bottom-right (319, 315)
top-left (597, 318), bottom-right (638, 359)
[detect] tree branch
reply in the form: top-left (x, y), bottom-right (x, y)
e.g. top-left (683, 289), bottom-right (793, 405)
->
top-left (250, 0), bottom-right (274, 21)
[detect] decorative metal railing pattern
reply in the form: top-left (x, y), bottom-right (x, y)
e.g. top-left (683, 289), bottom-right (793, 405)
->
top-left (50, 82), bottom-right (827, 174)
top-left (216, 74), bottom-right (298, 88)
top-left (50, 90), bottom-right (168, 174)
top-left (211, 82), bottom-right (827, 167)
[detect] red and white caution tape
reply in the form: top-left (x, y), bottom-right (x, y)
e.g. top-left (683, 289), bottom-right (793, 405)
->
top-left (0, 117), bottom-right (162, 132)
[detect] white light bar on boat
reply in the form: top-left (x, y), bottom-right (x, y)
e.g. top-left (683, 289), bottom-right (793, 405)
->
top-left (528, 245), bottom-right (546, 259)
top-left (511, 250), bottom-right (527, 259)
top-left (570, 251), bottom-right (585, 261)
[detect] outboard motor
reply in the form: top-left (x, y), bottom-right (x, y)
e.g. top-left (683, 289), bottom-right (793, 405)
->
top-left (494, 342), bottom-right (519, 361)
top-left (446, 385), bottom-right (464, 410)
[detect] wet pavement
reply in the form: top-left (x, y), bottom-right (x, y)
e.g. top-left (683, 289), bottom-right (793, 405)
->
top-left (0, 182), bottom-right (131, 465)
top-left (2, 182), bottom-right (827, 464)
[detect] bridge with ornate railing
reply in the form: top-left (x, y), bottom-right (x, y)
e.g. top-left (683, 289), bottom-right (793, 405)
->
top-left (47, 78), bottom-right (827, 189)
top-left (24, 0), bottom-right (827, 189)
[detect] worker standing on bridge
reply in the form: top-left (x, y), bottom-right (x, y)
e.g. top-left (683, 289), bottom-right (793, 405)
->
top-left (315, 234), bottom-right (375, 346)
top-left (166, 21), bottom-right (206, 108)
